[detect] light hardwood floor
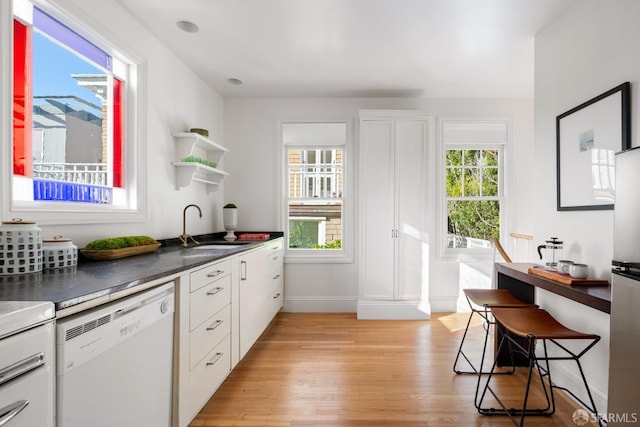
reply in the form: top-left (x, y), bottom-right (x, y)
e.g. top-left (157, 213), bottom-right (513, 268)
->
top-left (190, 312), bottom-right (599, 426)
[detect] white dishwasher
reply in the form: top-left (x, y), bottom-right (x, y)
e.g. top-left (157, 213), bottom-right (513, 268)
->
top-left (56, 282), bottom-right (175, 427)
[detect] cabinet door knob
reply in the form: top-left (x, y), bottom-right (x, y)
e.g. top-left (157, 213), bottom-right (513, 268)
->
top-left (273, 293), bottom-right (281, 299)
top-left (273, 274), bottom-right (280, 280)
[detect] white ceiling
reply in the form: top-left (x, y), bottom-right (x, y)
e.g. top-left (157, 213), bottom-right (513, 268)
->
top-left (118, 0), bottom-right (572, 99)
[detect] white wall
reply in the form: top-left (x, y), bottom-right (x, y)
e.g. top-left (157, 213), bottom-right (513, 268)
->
top-left (534, 0), bottom-right (640, 412)
top-left (224, 97), bottom-right (534, 313)
top-left (9, 0), bottom-right (227, 245)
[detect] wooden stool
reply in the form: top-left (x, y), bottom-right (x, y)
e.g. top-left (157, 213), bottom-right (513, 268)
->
top-left (453, 289), bottom-right (535, 376)
top-left (477, 307), bottom-right (602, 426)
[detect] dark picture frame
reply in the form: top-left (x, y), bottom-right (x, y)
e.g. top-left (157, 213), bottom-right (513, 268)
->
top-left (556, 82), bottom-right (631, 211)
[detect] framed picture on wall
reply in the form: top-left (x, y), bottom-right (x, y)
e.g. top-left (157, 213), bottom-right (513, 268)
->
top-left (556, 82), bottom-right (631, 211)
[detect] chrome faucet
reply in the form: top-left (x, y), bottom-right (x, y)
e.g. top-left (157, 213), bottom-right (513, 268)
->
top-left (180, 204), bottom-right (203, 247)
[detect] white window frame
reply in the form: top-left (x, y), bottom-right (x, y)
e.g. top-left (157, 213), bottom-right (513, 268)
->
top-left (437, 117), bottom-right (511, 260)
top-left (0, 0), bottom-right (147, 225)
top-left (278, 119), bottom-right (353, 264)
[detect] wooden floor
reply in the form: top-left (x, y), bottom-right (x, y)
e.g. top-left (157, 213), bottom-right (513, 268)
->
top-left (189, 312), bottom-right (598, 426)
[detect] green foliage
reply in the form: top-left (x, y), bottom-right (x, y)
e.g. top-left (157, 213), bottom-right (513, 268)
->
top-left (85, 235), bottom-right (158, 250)
top-left (312, 240), bottom-right (342, 249)
top-left (446, 149), bottom-right (500, 242)
top-left (289, 221), bottom-right (314, 248)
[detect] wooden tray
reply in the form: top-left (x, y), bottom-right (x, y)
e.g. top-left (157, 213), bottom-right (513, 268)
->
top-left (528, 266), bottom-right (609, 286)
top-left (81, 243), bottom-right (161, 260)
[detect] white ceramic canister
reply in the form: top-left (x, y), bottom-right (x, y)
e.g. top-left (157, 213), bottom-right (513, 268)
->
top-left (43, 236), bottom-right (78, 269)
top-left (0, 218), bottom-right (43, 275)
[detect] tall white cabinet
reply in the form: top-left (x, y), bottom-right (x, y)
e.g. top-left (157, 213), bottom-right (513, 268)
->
top-left (358, 110), bottom-right (430, 320)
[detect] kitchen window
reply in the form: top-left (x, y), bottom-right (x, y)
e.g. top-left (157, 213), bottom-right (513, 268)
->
top-left (439, 118), bottom-right (509, 258)
top-left (2, 0), bottom-right (146, 224)
top-left (280, 121), bottom-right (353, 263)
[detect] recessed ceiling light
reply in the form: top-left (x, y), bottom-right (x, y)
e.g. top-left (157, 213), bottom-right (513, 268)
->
top-left (176, 20), bottom-right (199, 33)
top-left (227, 78), bottom-right (243, 85)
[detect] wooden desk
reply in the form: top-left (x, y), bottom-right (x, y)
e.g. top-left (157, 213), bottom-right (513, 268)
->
top-left (493, 262), bottom-right (611, 366)
top-left (495, 263), bottom-right (611, 313)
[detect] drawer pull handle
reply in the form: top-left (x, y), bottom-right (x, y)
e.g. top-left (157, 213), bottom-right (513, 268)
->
top-left (206, 352), bottom-right (224, 366)
top-left (0, 400), bottom-right (29, 426)
top-left (273, 293), bottom-right (281, 299)
top-left (241, 260), bottom-right (247, 281)
top-left (272, 255), bottom-right (279, 260)
top-left (206, 286), bottom-right (224, 296)
top-left (206, 319), bottom-right (224, 331)
top-left (273, 274), bottom-right (280, 280)
top-left (0, 352), bottom-right (44, 387)
top-left (207, 269), bottom-right (224, 278)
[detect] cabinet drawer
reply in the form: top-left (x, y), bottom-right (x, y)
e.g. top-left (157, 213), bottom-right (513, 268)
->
top-left (190, 275), bottom-right (231, 330)
top-left (270, 267), bottom-right (283, 293)
top-left (189, 335), bottom-right (231, 415)
top-left (265, 241), bottom-right (284, 273)
top-left (189, 304), bottom-right (231, 369)
top-left (268, 282), bottom-right (284, 318)
top-left (190, 259), bottom-right (232, 292)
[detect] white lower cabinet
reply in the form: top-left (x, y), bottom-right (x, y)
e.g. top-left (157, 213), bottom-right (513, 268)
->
top-left (235, 238), bottom-right (284, 360)
top-left (174, 239), bottom-right (284, 427)
top-left (174, 258), bottom-right (232, 427)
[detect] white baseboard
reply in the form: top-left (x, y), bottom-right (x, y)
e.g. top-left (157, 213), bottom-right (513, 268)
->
top-left (283, 296), bottom-right (357, 312)
top-left (429, 296), bottom-right (458, 313)
top-left (356, 299), bottom-right (430, 320)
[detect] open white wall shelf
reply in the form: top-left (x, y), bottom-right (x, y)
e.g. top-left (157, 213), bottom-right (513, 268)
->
top-left (171, 132), bottom-right (230, 193)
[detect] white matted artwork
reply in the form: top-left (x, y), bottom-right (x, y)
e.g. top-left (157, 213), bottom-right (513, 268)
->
top-left (556, 82), bottom-right (631, 211)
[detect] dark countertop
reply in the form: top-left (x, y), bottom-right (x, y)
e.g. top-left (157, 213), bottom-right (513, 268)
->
top-left (495, 262), bottom-right (611, 313)
top-left (0, 232), bottom-right (283, 312)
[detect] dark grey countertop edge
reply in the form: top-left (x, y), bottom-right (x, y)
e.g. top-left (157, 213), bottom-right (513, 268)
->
top-left (0, 232), bottom-right (283, 311)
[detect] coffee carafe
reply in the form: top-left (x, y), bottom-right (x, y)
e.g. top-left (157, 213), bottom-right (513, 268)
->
top-left (537, 237), bottom-right (563, 269)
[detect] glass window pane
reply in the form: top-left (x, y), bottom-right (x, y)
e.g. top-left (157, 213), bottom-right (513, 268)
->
top-left (446, 167), bottom-right (462, 197)
top-left (34, 7), bottom-right (111, 71)
top-left (463, 167), bottom-right (481, 196)
top-left (463, 149), bottom-right (479, 166)
top-left (482, 167), bottom-right (499, 196)
top-left (446, 149), bottom-right (461, 167)
top-left (447, 200), bottom-right (500, 248)
top-left (288, 201), bottom-right (342, 249)
top-left (32, 29), bottom-right (109, 201)
top-left (483, 149), bottom-right (499, 167)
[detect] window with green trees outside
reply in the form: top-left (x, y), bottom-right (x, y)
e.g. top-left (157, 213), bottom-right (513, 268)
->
top-left (446, 148), bottom-right (501, 249)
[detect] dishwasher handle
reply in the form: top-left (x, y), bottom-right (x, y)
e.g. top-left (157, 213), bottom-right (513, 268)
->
top-left (0, 400), bottom-right (29, 427)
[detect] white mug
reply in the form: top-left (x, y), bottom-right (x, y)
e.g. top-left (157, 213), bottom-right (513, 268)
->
top-left (569, 263), bottom-right (589, 279)
top-left (557, 259), bottom-right (574, 274)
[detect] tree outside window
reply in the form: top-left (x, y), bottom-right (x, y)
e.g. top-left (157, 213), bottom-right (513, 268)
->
top-left (446, 148), bottom-right (502, 249)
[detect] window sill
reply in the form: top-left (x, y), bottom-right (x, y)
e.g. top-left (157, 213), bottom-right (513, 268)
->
top-left (285, 254), bottom-right (354, 264)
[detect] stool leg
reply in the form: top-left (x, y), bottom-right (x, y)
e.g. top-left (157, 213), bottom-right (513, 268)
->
top-left (452, 308), bottom-right (478, 374)
top-left (547, 338), bottom-right (602, 426)
top-left (454, 304), bottom-right (515, 376)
